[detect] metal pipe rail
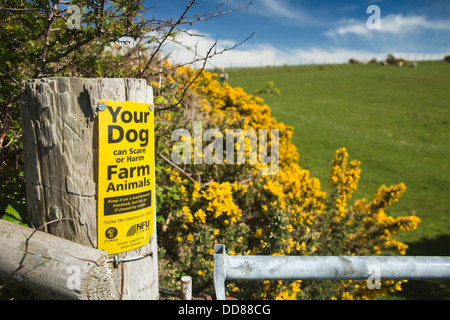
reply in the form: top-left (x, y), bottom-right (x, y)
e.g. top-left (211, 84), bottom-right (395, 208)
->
top-left (213, 244), bottom-right (450, 300)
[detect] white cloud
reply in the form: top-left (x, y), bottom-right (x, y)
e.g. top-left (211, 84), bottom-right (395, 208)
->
top-left (246, 0), bottom-right (323, 26)
top-left (161, 30), bottom-right (239, 68)
top-left (161, 30), bottom-right (289, 68)
top-left (325, 14), bottom-right (450, 38)
top-left (255, 0), bottom-right (300, 20)
top-left (160, 28), bottom-right (448, 69)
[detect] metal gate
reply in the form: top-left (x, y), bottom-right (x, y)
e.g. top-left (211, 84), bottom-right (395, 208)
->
top-left (213, 244), bottom-right (450, 300)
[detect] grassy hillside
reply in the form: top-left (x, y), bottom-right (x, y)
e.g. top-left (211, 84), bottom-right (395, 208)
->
top-left (225, 61), bottom-right (450, 299)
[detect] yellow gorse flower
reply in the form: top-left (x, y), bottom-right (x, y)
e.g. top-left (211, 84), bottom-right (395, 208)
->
top-left (203, 182), bottom-right (242, 222)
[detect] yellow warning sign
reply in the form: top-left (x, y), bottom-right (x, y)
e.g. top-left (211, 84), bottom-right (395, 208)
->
top-left (97, 100), bottom-right (155, 254)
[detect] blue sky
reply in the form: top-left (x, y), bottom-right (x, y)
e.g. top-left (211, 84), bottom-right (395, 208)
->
top-left (143, 0), bottom-right (450, 68)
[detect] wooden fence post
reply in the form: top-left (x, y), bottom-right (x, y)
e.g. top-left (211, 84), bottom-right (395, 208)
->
top-left (19, 77), bottom-right (158, 299)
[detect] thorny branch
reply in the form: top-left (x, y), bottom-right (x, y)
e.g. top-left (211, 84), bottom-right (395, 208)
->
top-left (154, 32), bottom-right (254, 112)
top-left (0, 7), bottom-right (45, 12)
top-left (156, 39), bottom-right (217, 112)
top-left (138, 0), bottom-right (198, 78)
top-left (32, 0), bottom-right (60, 78)
top-left (138, 0), bottom-right (254, 78)
top-left (181, 0), bottom-right (254, 25)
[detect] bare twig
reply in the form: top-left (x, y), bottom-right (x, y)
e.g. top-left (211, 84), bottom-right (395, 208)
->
top-left (158, 152), bottom-right (197, 185)
top-left (158, 152), bottom-right (214, 188)
top-left (147, 31), bottom-right (254, 78)
top-left (0, 148), bottom-right (23, 163)
top-left (154, 32), bottom-right (254, 112)
top-left (156, 40), bottom-right (216, 112)
top-left (182, 0), bottom-right (254, 24)
top-left (32, 0), bottom-right (60, 78)
top-left (0, 7), bottom-right (46, 12)
top-left (46, 35), bottom-right (96, 64)
top-left (138, 1), bottom-right (198, 78)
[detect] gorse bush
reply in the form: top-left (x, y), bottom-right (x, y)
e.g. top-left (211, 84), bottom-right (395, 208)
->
top-left (154, 63), bottom-right (421, 300)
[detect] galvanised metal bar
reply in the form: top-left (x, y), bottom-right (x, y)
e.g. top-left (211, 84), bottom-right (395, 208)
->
top-left (213, 244), bottom-right (450, 300)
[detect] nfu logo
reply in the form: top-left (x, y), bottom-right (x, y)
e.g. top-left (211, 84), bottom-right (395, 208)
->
top-left (127, 220), bottom-right (151, 237)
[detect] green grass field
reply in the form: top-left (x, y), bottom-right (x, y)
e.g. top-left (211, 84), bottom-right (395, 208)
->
top-left (225, 61), bottom-right (450, 299)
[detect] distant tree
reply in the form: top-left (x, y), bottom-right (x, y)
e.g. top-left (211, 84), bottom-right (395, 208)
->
top-left (444, 55), bottom-right (450, 63)
top-left (386, 54), bottom-right (406, 66)
top-left (386, 54), bottom-right (396, 64)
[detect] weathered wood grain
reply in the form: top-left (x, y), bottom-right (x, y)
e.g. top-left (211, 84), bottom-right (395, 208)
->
top-left (19, 78), bottom-right (158, 299)
top-left (0, 219), bottom-right (117, 300)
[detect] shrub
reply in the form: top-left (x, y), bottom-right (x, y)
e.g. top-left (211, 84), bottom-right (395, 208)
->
top-left (386, 54), bottom-right (407, 66)
top-left (155, 63), bottom-right (420, 300)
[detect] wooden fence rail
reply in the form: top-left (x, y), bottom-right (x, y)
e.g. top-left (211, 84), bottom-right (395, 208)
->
top-left (0, 219), bottom-right (117, 299)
